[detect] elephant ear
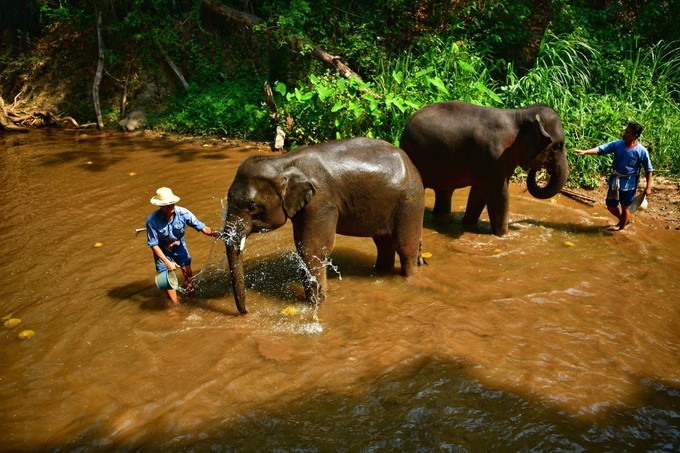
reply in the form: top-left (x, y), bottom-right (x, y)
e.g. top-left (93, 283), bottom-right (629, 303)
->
top-left (279, 167), bottom-right (316, 218)
top-left (535, 113), bottom-right (553, 150)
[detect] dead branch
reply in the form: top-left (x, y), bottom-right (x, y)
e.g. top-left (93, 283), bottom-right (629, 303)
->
top-left (201, 0), bottom-right (365, 82)
top-left (159, 43), bottom-right (189, 90)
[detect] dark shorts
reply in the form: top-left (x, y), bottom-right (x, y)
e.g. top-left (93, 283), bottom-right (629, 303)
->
top-left (606, 189), bottom-right (636, 208)
top-left (153, 243), bottom-right (192, 273)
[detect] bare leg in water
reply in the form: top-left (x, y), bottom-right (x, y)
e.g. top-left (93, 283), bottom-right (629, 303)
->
top-left (607, 205), bottom-right (631, 230)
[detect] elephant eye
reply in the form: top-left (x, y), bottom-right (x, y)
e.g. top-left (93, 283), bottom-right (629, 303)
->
top-left (247, 200), bottom-right (258, 212)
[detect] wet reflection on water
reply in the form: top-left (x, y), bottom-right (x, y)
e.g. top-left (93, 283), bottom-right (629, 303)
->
top-left (0, 130), bottom-right (678, 450)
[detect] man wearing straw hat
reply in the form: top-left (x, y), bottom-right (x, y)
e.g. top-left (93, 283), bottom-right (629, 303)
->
top-left (574, 122), bottom-right (653, 231)
top-left (146, 187), bottom-right (219, 304)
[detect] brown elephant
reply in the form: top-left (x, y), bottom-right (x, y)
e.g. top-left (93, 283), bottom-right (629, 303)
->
top-left (400, 101), bottom-right (569, 236)
top-left (223, 137), bottom-right (424, 314)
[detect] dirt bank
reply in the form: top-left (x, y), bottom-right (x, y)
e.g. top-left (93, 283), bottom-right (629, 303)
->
top-left (562, 176), bottom-right (680, 231)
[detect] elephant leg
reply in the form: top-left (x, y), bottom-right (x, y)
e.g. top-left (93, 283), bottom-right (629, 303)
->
top-left (486, 178), bottom-right (510, 236)
top-left (293, 214), bottom-right (337, 306)
top-left (392, 203), bottom-right (424, 277)
top-left (296, 242), bottom-right (333, 306)
top-left (396, 245), bottom-right (420, 277)
top-left (433, 188), bottom-right (454, 217)
top-left (373, 235), bottom-right (396, 274)
top-left (462, 185), bottom-right (486, 226)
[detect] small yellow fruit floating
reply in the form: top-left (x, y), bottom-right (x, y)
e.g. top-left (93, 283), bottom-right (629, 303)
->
top-left (4, 318), bottom-right (21, 328)
top-left (93, 242), bottom-right (104, 248)
top-left (421, 252), bottom-right (433, 259)
top-left (128, 172), bottom-right (137, 176)
top-left (563, 241), bottom-right (575, 247)
top-left (280, 306), bottom-right (299, 316)
top-left (493, 249), bottom-right (503, 255)
top-left (18, 330), bottom-right (36, 340)
top-left (2, 313), bottom-right (13, 321)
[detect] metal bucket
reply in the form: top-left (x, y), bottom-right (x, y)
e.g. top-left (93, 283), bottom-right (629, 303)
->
top-left (630, 193), bottom-right (648, 213)
top-left (154, 270), bottom-right (180, 290)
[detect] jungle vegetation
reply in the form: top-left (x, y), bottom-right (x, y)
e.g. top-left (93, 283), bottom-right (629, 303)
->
top-left (1, 0), bottom-right (678, 187)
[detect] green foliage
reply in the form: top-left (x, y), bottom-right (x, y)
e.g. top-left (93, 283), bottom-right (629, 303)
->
top-left (273, 36), bottom-right (502, 147)
top-left (152, 76), bottom-right (270, 139)
top-left (1, 0), bottom-right (678, 183)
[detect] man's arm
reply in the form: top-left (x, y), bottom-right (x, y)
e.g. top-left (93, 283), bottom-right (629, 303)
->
top-left (201, 226), bottom-right (221, 237)
top-left (151, 245), bottom-right (178, 270)
top-left (644, 171), bottom-right (653, 196)
top-left (574, 147), bottom-right (598, 155)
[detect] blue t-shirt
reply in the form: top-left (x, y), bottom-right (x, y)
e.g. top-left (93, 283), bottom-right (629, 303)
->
top-left (597, 139), bottom-right (653, 191)
top-left (146, 206), bottom-right (206, 249)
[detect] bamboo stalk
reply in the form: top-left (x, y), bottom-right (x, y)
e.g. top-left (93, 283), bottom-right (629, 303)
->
top-left (560, 188), bottom-right (597, 205)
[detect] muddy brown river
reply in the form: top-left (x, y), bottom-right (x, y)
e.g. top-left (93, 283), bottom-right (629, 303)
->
top-left (1, 130), bottom-right (678, 451)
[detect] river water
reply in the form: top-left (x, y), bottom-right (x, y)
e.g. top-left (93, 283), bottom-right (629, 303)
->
top-left (1, 129), bottom-right (678, 451)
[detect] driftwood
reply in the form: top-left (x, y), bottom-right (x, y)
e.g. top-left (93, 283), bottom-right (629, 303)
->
top-left (0, 96), bottom-right (28, 132)
top-left (92, 10), bottom-right (105, 129)
top-left (201, 0), bottom-right (364, 82)
top-left (0, 95), bottom-right (96, 131)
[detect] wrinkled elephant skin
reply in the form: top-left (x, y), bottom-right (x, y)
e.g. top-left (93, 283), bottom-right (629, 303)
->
top-left (400, 101), bottom-right (569, 236)
top-left (223, 137), bottom-right (424, 314)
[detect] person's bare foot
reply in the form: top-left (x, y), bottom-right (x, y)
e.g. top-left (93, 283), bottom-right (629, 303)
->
top-left (617, 220), bottom-right (632, 230)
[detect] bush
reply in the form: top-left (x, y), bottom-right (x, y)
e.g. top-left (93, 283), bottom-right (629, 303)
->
top-left (152, 76), bottom-right (270, 139)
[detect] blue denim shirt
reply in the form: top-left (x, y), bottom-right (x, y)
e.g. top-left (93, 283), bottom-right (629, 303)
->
top-left (597, 139), bottom-right (653, 191)
top-left (146, 206), bottom-right (206, 249)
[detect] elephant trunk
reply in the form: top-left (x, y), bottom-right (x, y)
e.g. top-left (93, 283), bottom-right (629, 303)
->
top-left (527, 150), bottom-right (569, 199)
top-left (224, 217), bottom-right (250, 314)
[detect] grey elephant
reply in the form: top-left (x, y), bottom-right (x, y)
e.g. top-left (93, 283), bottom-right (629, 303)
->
top-left (400, 101), bottom-right (569, 236)
top-left (223, 137), bottom-right (425, 314)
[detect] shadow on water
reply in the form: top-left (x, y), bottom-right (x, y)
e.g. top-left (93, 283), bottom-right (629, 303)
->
top-left (42, 356), bottom-right (679, 451)
top-left (423, 209), bottom-right (468, 238)
top-left (424, 211), bottom-right (612, 239)
top-left (32, 130), bottom-right (235, 171)
top-left (201, 247), bottom-right (387, 302)
top-left (107, 247), bottom-right (382, 314)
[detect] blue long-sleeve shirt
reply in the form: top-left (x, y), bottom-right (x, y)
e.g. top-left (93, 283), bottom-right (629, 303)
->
top-left (146, 206), bottom-right (205, 250)
top-left (597, 139), bottom-right (653, 191)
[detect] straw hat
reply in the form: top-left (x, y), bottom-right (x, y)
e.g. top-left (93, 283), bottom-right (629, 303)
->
top-left (150, 187), bottom-right (180, 206)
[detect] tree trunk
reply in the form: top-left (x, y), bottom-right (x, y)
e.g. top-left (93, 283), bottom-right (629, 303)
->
top-left (92, 10), bottom-right (105, 129)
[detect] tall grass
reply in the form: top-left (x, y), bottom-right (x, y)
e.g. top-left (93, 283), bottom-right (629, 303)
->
top-left (153, 33), bottom-right (679, 184)
top-left (563, 39), bottom-right (680, 185)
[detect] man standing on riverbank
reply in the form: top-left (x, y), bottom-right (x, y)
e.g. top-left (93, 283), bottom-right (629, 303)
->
top-left (146, 187), bottom-right (219, 304)
top-left (574, 122), bottom-right (653, 231)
